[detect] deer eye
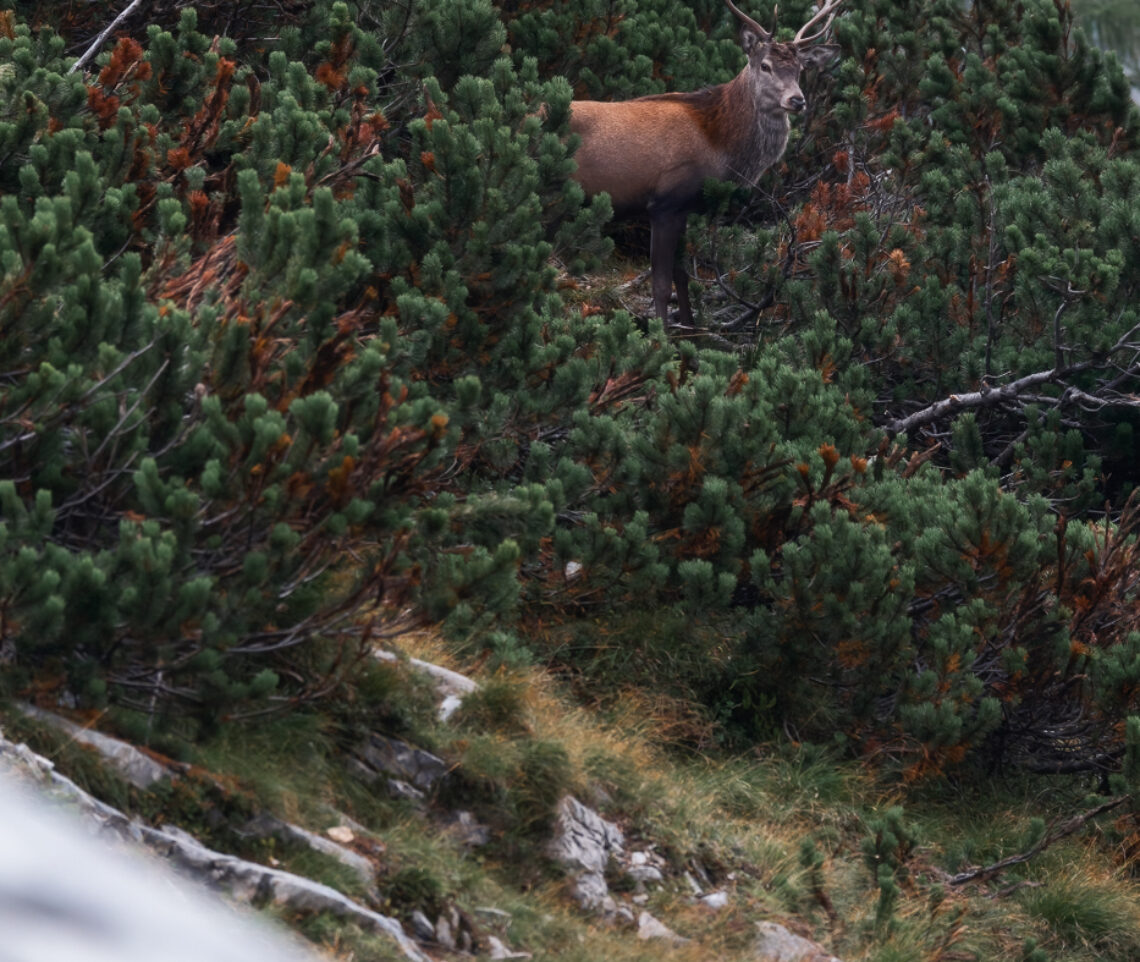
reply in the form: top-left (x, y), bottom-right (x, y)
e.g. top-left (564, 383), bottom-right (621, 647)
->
top-left (760, 61), bottom-right (773, 73)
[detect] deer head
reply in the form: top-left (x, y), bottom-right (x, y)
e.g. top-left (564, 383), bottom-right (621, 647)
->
top-left (726, 0), bottom-right (842, 114)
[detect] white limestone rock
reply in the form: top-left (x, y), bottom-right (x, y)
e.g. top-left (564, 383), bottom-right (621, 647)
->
top-left (548, 795), bottom-right (624, 875)
top-left (0, 750), bottom-right (317, 962)
top-left (487, 934), bottom-right (533, 959)
top-left (754, 921), bottom-right (843, 962)
top-left (547, 795), bottom-right (628, 916)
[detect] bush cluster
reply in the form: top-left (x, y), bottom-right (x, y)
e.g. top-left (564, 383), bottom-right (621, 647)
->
top-left (2, 0), bottom-right (1140, 780)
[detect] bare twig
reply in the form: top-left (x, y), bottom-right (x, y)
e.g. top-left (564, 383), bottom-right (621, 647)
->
top-left (69, 0), bottom-right (147, 75)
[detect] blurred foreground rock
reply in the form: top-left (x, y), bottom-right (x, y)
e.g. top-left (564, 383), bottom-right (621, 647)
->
top-left (0, 729), bottom-right (428, 962)
top-left (0, 742), bottom-right (321, 962)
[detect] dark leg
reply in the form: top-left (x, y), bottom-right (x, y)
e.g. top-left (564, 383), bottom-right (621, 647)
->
top-left (673, 255), bottom-right (692, 326)
top-left (650, 210), bottom-right (688, 325)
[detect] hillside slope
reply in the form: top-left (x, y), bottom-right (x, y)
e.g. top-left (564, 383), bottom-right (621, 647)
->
top-left (6, 635), bottom-right (1140, 962)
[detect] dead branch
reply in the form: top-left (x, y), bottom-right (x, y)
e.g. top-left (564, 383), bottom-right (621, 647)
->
top-left (69, 0), bottom-right (147, 75)
top-left (947, 794), bottom-right (1131, 887)
top-left (883, 309), bottom-right (1140, 437)
top-left (882, 366), bottom-right (1087, 436)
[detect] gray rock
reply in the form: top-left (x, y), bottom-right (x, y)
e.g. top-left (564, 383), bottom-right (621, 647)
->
top-left (1, 731), bottom-right (143, 833)
top-left (138, 823), bottom-right (428, 961)
top-left (439, 693), bottom-right (464, 722)
top-left (689, 856), bottom-right (714, 889)
top-left (386, 778), bottom-right (426, 802)
top-left (548, 796), bottom-right (624, 875)
top-left (19, 704), bottom-right (171, 789)
top-left (435, 915), bottom-right (456, 950)
top-left (242, 813), bottom-right (376, 887)
top-left (0, 767), bottom-right (322, 962)
top-left (447, 809), bottom-right (491, 847)
top-left (569, 870), bottom-right (617, 914)
top-left (623, 848), bottom-right (666, 888)
top-left (754, 921), bottom-right (843, 962)
top-left (547, 795), bottom-right (627, 917)
top-left (626, 864), bottom-right (664, 884)
top-left (637, 910), bottom-right (687, 943)
top-left (700, 890), bottom-right (730, 911)
top-left (0, 730), bottom-right (429, 962)
top-left (409, 910), bottom-right (436, 942)
top-left (487, 934), bottom-right (533, 959)
top-left (373, 650), bottom-right (477, 721)
top-left (356, 734), bottom-right (448, 791)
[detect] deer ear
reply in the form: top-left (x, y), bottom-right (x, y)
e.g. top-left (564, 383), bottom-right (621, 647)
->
top-left (740, 28), bottom-right (767, 55)
top-left (800, 44), bottom-right (841, 68)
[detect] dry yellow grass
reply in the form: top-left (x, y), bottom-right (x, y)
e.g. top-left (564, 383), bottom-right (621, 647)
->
top-left (137, 628), bottom-right (1140, 962)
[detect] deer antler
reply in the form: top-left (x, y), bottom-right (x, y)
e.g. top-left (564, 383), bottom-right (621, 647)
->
top-left (793, 0), bottom-right (842, 44)
top-left (725, 0), bottom-right (772, 43)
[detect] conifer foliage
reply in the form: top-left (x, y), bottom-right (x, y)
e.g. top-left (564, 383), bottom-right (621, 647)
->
top-left (1, 0), bottom-right (1140, 781)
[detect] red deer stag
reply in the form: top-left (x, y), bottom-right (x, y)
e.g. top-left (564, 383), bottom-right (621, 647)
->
top-left (569, 0), bottom-right (842, 326)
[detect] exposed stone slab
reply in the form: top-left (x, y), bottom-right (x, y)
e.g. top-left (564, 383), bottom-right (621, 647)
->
top-left (637, 910), bottom-right (687, 943)
top-left (0, 736), bottom-right (318, 962)
top-left (242, 812), bottom-right (377, 888)
top-left (18, 703), bottom-right (171, 789)
top-left (139, 823), bottom-right (428, 960)
top-left (374, 649), bottom-right (476, 721)
top-left (487, 934), bottom-right (533, 959)
top-left (548, 795), bottom-right (624, 874)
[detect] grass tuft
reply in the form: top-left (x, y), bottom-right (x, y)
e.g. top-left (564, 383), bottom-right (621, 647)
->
top-left (1019, 864), bottom-right (1140, 961)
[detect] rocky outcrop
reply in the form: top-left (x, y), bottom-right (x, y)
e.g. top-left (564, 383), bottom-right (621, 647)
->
top-left (545, 793), bottom-right (684, 948)
top-left (0, 739), bottom-right (320, 962)
top-left (349, 731), bottom-right (449, 801)
top-left (3, 655), bottom-right (849, 962)
top-left (140, 822), bottom-right (428, 960)
top-left (0, 729), bottom-right (429, 962)
top-left (636, 909), bottom-right (686, 943)
top-left (547, 794), bottom-right (626, 914)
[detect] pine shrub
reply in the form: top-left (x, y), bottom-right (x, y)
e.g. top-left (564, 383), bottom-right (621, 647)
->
top-left (3, 0), bottom-right (1140, 786)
